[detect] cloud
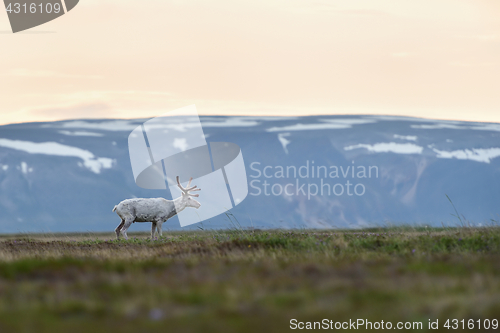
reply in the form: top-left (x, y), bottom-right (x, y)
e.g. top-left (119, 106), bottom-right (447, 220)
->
top-left (456, 34), bottom-right (498, 41)
top-left (31, 103), bottom-right (112, 119)
top-left (6, 69), bottom-right (103, 79)
top-left (474, 35), bottom-right (498, 41)
top-left (391, 52), bottom-right (411, 57)
top-left (448, 61), bottom-right (497, 67)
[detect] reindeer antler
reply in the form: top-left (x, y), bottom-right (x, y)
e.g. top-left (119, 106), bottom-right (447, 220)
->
top-left (176, 176), bottom-right (201, 195)
top-left (176, 176), bottom-right (185, 191)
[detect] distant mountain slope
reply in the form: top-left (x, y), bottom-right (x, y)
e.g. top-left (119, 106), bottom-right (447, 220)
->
top-left (0, 115), bottom-right (499, 233)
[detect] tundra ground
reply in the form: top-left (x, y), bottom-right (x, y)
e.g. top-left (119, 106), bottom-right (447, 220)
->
top-left (0, 227), bottom-right (499, 332)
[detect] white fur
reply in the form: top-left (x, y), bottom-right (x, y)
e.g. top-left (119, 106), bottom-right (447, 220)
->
top-left (113, 176), bottom-right (201, 239)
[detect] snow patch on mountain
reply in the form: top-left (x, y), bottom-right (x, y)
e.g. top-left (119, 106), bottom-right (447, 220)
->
top-left (201, 118), bottom-right (260, 127)
top-left (344, 142), bottom-right (424, 154)
top-left (431, 147), bottom-right (500, 163)
top-left (172, 138), bottom-right (189, 151)
top-left (47, 117), bottom-right (261, 134)
top-left (267, 123), bottom-right (347, 131)
top-left (320, 118), bottom-right (377, 125)
top-left (267, 118), bottom-right (376, 132)
top-left (470, 124), bottom-right (500, 132)
top-left (0, 138), bottom-right (114, 174)
top-left (47, 120), bottom-right (140, 131)
top-left (277, 133), bottom-right (291, 154)
top-left (231, 116), bottom-right (298, 121)
top-left (368, 116), bottom-right (462, 124)
top-left (18, 162), bottom-right (33, 174)
top-left (411, 124), bottom-right (464, 130)
top-left (412, 123), bottom-right (500, 132)
top-left (59, 130), bottom-right (104, 137)
top-left (393, 134), bottom-right (417, 141)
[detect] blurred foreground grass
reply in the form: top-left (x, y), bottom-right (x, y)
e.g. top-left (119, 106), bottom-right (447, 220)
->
top-left (0, 227), bottom-right (499, 332)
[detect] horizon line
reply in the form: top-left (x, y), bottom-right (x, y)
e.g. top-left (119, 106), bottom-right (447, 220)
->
top-left (2, 112), bottom-right (500, 127)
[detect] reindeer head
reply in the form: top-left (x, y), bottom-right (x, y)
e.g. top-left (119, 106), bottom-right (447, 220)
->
top-left (176, 176), bottom-right (201, 209)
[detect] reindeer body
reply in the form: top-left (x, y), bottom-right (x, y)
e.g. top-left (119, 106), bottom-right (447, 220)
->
top-left (113, 177), bottom-right (200, 239)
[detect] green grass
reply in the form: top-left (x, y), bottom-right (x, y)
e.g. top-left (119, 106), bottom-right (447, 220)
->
top-left (0, 227), bottom-right (499, 332)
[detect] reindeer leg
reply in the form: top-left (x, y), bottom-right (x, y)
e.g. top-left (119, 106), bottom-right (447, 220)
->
top-left (121, 218), bottom-right (134, 240)
top-left (115, 219), bottom-right (125, 239)
top-left (157, 222), bottom-right (163, 238)
top-left (151, 222), bottom-right (157, 240)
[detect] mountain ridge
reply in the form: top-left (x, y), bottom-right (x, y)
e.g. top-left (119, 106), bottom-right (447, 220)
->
top-left (0, 114), bottom-right (498, 233)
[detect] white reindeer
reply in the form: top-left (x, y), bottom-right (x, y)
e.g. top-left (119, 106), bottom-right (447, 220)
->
top-left (112, 176), bottom-right (201, 240)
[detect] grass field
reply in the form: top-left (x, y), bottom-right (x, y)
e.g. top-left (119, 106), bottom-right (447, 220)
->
top-left (0, 227), bottom-right (499, 332)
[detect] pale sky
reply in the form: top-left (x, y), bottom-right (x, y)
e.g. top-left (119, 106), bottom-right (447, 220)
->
top-left (1, 0), bottom-right (499, 125)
